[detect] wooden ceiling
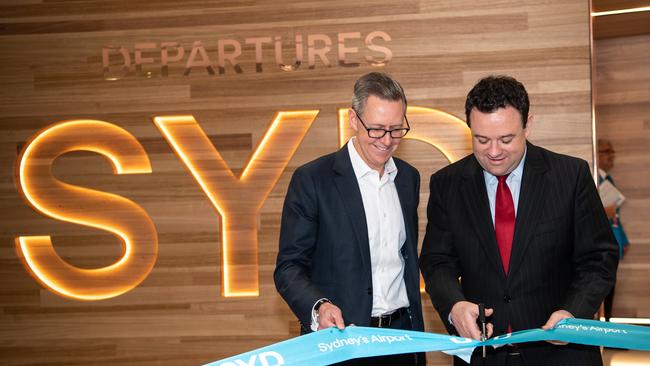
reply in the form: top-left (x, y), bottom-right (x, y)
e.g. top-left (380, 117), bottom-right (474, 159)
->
top-left (592, 0), bottom-right (650, 39)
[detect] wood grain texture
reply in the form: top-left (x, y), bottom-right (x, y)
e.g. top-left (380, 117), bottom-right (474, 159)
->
top-left (592, 0), bottom-right (650, 12)
top-left (591, 0), bottom-right (650, 39)
top-left (594, 34), bottom-right (650, 319)
top-left (593, 11), bottom-right (650, 39)
top-left (0, 1), bottom-right (596, 365)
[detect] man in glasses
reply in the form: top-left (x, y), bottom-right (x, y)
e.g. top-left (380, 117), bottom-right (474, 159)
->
top-left (275, 72), bottom-right (425, 365)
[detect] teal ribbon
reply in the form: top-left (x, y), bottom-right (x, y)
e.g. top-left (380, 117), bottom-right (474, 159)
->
top-left (204, 318), bottom-right (650, 366)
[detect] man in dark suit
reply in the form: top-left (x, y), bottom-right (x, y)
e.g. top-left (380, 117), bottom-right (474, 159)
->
top-left (419, 75), bottom-right (618, 366)
top-left (275, 72), bottom-right (425, 365)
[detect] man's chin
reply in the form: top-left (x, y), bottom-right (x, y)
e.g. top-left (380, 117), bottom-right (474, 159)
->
top-left (371, 151), bottom-right (392, 162)
top-left (369, 157), bottom-right (390, 169)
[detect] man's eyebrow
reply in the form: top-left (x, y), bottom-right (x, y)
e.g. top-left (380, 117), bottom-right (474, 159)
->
top-left (473, 133), bottom-right (517, 138)
top-left (367, 123), bottom-right (406, 129)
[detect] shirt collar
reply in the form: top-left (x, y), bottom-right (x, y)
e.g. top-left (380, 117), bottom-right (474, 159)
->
top-left (347, 138), bottom-right (398, 180)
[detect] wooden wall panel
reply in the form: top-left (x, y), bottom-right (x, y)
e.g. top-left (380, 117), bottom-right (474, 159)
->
top-left (593, 0), bottom-right (650, 12)
top-left (0, 1), bottom-right (595, 365)
top-left (595, 34), bottom-right (650, 319)
top-left (593, 11), bottom-right (650, 39)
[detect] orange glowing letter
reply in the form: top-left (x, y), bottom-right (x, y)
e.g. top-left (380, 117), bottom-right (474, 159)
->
top-left (154, 111), bottom-right (318, 297)
top-left (15, 120), bottom-right (157, 300)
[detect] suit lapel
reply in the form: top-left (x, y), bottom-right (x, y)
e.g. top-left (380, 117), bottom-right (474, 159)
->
top-left (394, 164), bottom-right (422, 311)
top-left (332, 145), bottom-right (370, 269)
top-left (460, 156), bottom-right (506, 279)
top-left (508, 143), bottom-right (548, 278)
top-left (394, 168), bottom-right (415, 254)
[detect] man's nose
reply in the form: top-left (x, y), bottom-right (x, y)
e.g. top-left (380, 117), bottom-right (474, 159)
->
top-left (488, 141), bottom-right (501, 156)
top-left (380, 131), bottom-right (393, 145)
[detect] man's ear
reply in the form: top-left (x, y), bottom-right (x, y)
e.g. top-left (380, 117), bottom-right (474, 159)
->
top-left (524, 113), bottom-right (534, 138)
top-left (348, 108), bottom-right (359, 132)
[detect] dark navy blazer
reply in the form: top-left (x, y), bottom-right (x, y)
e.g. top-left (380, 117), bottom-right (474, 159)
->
top-left (274, 144), bottom-right (424, 334)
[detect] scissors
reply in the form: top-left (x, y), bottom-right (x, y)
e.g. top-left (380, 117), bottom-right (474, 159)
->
top-left (479, 303), bottom-right (486, 358)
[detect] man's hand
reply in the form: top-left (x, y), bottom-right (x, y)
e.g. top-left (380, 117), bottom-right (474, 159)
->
top-left (542, 309), bottom-right (573, 345)
top-left (450, 301), bottom-right (494, 340)
top-left (317, 302), bottom-right (345, 330)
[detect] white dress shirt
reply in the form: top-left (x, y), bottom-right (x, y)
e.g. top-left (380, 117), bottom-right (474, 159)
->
top-left (347, 138), bottom-right (410, 316)
top-left (310, 139), bottom-right (410, 330)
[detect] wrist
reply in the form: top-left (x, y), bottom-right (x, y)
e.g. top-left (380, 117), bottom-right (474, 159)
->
top-left (314, 298), bottom-right (330, 312)
top-left (312, 298), bottom-right (331, 329)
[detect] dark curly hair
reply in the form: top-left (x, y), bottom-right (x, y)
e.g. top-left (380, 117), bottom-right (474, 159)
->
top-left (465, 75), bottom-right (529, 128)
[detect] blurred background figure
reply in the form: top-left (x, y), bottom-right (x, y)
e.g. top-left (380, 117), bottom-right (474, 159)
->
top-left (598, 138), bottom-right (630, 321)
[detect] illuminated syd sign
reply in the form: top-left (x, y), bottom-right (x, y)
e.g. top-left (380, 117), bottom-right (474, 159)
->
top-left (15, 107), bottom-right (470, 300)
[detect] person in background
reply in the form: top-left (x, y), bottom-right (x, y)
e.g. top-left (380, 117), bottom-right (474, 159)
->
top-left (598, 138), bottom-right (630, 321)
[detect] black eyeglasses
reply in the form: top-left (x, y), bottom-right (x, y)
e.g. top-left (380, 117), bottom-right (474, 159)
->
top-left (355, 111), bottom-right (410, 139)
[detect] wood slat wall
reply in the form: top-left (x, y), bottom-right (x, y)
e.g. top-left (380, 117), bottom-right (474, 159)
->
top-left (591, 0), bottom-right (650, 39)
top-left (0, 1), bottom-right (596, 365)
top-left (594, 33), bottom-right (650, 319)
top-left (592, 0), bottom-right (650, 12)
top-left (593, 11), bottom-right (650, 39)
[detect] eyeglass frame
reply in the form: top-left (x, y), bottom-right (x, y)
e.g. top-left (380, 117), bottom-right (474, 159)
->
top-left (352, 109), bottom-right (410, 139)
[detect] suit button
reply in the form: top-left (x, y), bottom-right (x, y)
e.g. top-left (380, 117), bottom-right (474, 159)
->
top-left (503, 295), bottom-right (511, 303)
top-left (367, 287), bottom-right (372, 295)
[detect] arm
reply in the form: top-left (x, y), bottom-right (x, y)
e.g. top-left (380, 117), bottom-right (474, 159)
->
top-left (274, 168), bottom-right (327, 328)
top-left (561, 161), bottom-right (619, 319)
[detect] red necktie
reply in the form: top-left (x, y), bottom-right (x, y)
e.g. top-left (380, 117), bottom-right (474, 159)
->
top-left (495, 174), bottom-right (515, 275)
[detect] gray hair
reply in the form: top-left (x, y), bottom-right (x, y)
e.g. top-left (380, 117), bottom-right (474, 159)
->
top-left (351, 72), bottom-right (407, 117)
